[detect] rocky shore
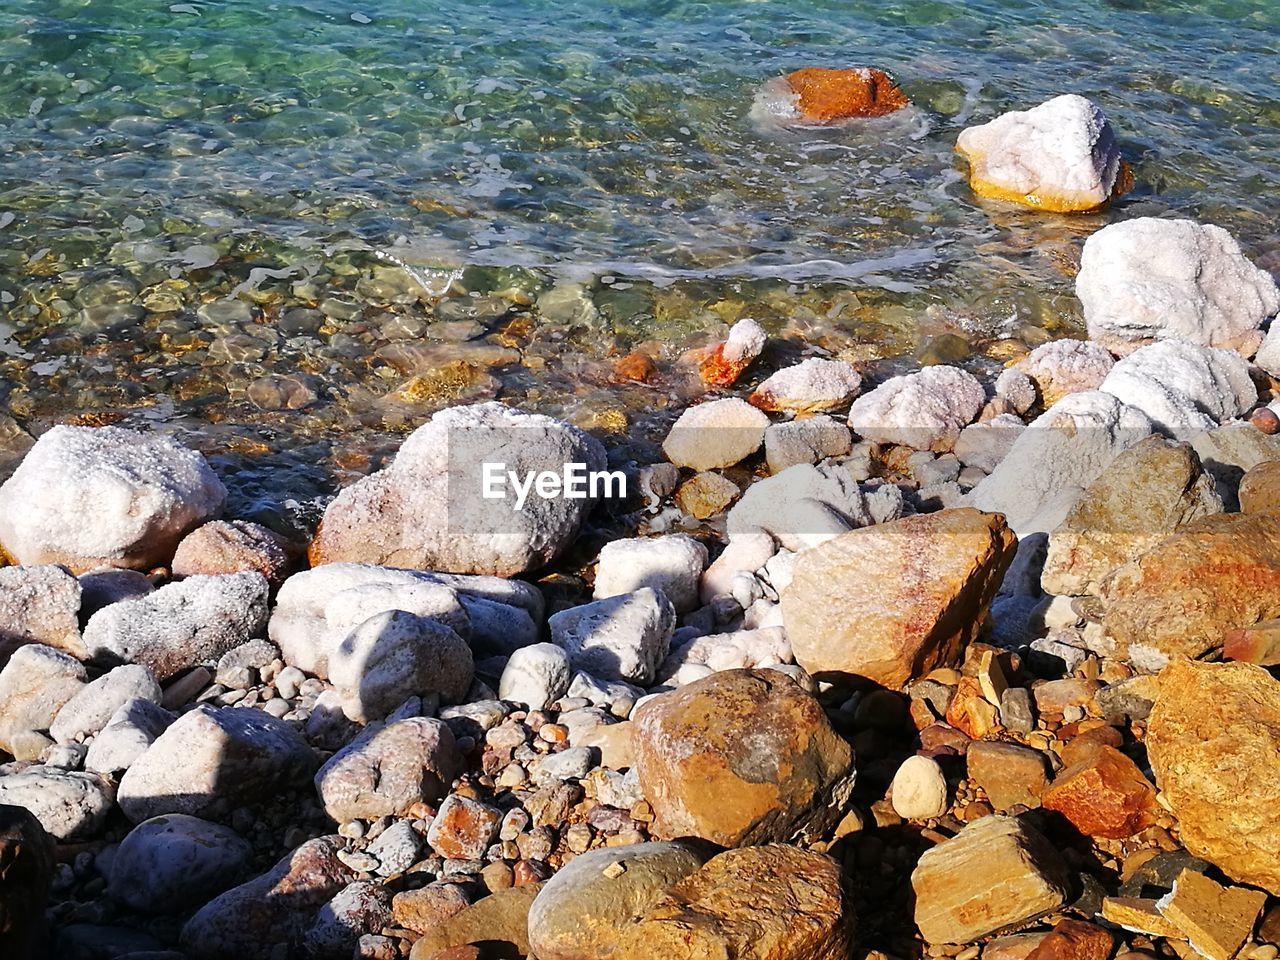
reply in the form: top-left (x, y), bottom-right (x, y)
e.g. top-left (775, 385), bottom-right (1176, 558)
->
top-left (3, 82), bottom-right (1280, 960)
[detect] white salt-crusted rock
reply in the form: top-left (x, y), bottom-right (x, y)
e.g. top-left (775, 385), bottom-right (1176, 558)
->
top-left (83, 572), bottom-right (270, 681)
top-left (663, 398), bottom-right (769, 471)
top-left (1098, 339), bottom-right (1256, 438)
top-left (956, 94), bottom-right (1128, 212)
top-left (50, 664), bottom-right (161, 744)
top-left (117, 705), bottom-right (316, 822)
top-left (847, 365), bottom-right (985, 451)
top-left (498, 642), bottom-right (573, 710)
top-left (0, 767), bottom-right (114, 840)
top-left (967, 390), bottom-right (1153, 534)
top-left (84, 697), bottom-right (175, 774)
top-left (550, 587), bottom-right (675, 686)
top-left (954, 414), bottom-right (1027, 473)
top-left (109, 814), bottom-right (254, 914)
top-left (658, 627), bottom-right (792, 686)
top-left (1013, 339), bottom-right (1115, 406)
top-left (328, 610), bottom-right (474, 722)
top-left (1078, 218), bottom-right (1280, 355)
top-left (268, 563), bottom-right (541, 676)
top-left (764, 415), bottom-right (852, 474)
top-left (594, 534), bottom-right (709, 613)
top-left (700, 530), bottom-right (778, 604)
top-left (0, 563), bottom-right (85, 663)
top-left (310, 402), bottom-right (607, 576)
top-left (748, 358), bottom-right (862, 414)
top-left (0, 425), bottom-right (225, 572)
top-left (994, 368), bottom-right (1037, 415)
top-left (0, 643), bottom-right (86, 759)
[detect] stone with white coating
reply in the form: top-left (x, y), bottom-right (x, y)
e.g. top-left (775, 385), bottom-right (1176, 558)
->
top-left (84, 697), bottom-right (175, 774)
top-left (109, 814), bottom-right (254, 913)
top-left (891, 755), bottom-right (948, 820)
top-left (658, 627), bottom-right (791, 685)
top-left (954, 414), bottom-right (1026, 473)
top-left (0, 564), bottom-right (85, 664)
top-left (550, 587), bottom-right (675, 685)
top-left (498, 643), bottom-right (573, 710)
top-left (763, 415), bottom-right (852, 474)
top-left (1078, 218), bottom-right (1280, 355)
top-left (662, 398), bottom-right (769, 471)
top-left (748, 358), bottom-right (862, 414)
top-left (83, 572), bottom-right (270, 681)
top-left (848, 365), bottom-right (985, 451)
top-left (593, 534), bottom-right (708, 613)
top-left (1014, 339), bottom-right (1115, 407)
top-left (956, 94), bottom-right (1129, 213)
top-left (0, 643), bottom-right (86, 759)
top-left (328, 610), bottom-right (474, 722)
top-left (50, 664), bottom-right (161, 744)
top-left (0, 767), bottom-right (114, 840)
top-left (0, 425), bottom-right (226, 573)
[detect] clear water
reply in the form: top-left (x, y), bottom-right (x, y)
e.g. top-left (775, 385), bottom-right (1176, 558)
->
top-left (1, 0), bottom-right (1278, 521)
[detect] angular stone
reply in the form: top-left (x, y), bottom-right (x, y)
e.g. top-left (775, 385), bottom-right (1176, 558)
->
top-left (946, 677), bottom-right (1001, 739)
top-left (1191, 421), bottom-right (1280, 511)
top-left (84, 697), bottom-right (174, 774)
top-left (427, 795), bottom-right (501, 861)
top-left (498, 643), bottom-right (572, 710)
top-left (956, 95), bottom-right (1129, 213)
top-left (1023, 920), bottom-right (1114, 960)
top-left (675, 471), bottom-right (740, 519)
top-left (1100, 897), bottom-right (1184, 939)
top-left (612, 845), bottom-right (854, 960)
top-left (1158, 868), bottom-right (1266, 960)
top-left (1147, 659), bottom-right (1280, 893)
top-left (315, 717), bottom-right (462, 823)
top-left (527, 842), bottom-right (710, 960)
top-left (748, 358), bottom-right (862, 415)
top-left (663, 398), bottom-right (768, 471)
top-left (392, 882), bottom-right (471, 935)
top-left (549, 588), bottom-right (675, 686)
top-left (1042, 437), bottom-right (1222, 598)
top-left (783, 509), bottom-right (1016, 688)
top-left (1224, 618), bottom-right (1280, 666)
top-left (0, 564), bottom-right (84, 665)
top-left (847, 365), bottom-right (985, 452)
top-left (0, 644), bottom-right (86, 759)
top-left (118, 705), bottom-right (316, 822)
top-left (633, 669), bottom-right (854, 846)
top-left (697, 319), bottom-right (766, 387)
top-left (1100, 514), bottom-right (1280, 670)
top-left (109, 814), bottom-right (253, 913)
top-left (408, 882), bottom-right (545, 960)
top-left (966, 741), bottom-right (1048, 812)
top-left (1043, 745), bottom-right (1157, 839)
top-left (50, 664), bottom-right (161, 744)
top-left (911, 815), bottom-right (1070, 944)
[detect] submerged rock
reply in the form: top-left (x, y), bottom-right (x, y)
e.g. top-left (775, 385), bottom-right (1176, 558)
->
top-left (1077, 218), bottom-right (1280, 355)
top-left (756, 67), bottom-right (909, 125)
top-left (0, 425), bottom-right (225, 573)
top-left (956, 94), bottom-right (1130, 213)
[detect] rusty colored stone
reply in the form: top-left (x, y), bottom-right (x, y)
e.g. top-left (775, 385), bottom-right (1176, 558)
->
top-left (674, 471), bottom-right (739, 520)
top-left (633, 669), bottom-right (854, 847)
top-left (1024, 919), bottom-right (1115, 960)
top-left (408, 883), bottom-right (545, 960)
top-left (1059, 724), bottom-right (1124, 766)
top-left (613, 351), bottom-right (658, 383)
top-left (1224, 618), bottom-right (1280, 666)
top-left (946, 677), bottom-right (1001, 739)
top-left (698, 342), bottom-right (755, 388)
top-left (785, 67), bottom-right (909, 123)
top-left (1159, 868), bottom-right (1266, 960)
top-left (392, 883), bottom-right (471, 936)
top-left (1249, 407), bottom-right (1280, 435)
top-left (1042, 745), bottom-right (1157, 839)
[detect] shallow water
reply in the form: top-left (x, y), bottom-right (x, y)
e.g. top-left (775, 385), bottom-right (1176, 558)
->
top-left (1, 0), bottom-right (1278, 523)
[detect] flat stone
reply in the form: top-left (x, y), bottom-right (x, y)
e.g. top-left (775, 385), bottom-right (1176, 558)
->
top-left (764, 416), bottom-right (852, 475)
top-left (966, 741), bottom-right (1048, 812)
top-left (1158, 869), bottom-right (1266, 960)
top-left (0, 768), bottom-right (113, 840)
top-left (748, 358), bottom-right (862, 414)
top-left (392, 882), bottom-right (471, 935)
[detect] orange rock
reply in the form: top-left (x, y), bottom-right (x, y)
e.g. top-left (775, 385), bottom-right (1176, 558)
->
top-left (1059, 724), bottom-right (1124, 766)
top-left (1042, 745), bottom-right (1158, 839)
top-left (614, 351), bottom-right (658, 383)
top-left (698, 342), bottom-right (754, 387)
top-left (1024, 919), bottom-right (1115, 960)
top-left (785, 67), bottom-right (909, 124)
top-left (945, 677), bottom-right (1001, 739)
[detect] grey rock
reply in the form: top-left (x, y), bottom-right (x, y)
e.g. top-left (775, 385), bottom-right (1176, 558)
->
top-left (109, 814), bottom-right (253, 913)
top-left (84, 698), bottom-right (175, 774)
top-left (550, 588), bottom-right (675, 685)
top-left (51, 665), bottom-right (161, 744)
top-left (301, 880), bottom-right (393, 960)
top-left (0, 767), bottom-right (114, 840)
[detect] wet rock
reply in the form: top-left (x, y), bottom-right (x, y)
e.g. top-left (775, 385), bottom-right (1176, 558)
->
top-left (310, 402), bottom-right (606, 576)
top-left (847, 365), bottom-right (985, 452)
top-left (967, 391), bottom-right (1152, 535)
top-left (663, 398), bottom-right (769, 471)
top-left (83, 572), bottom-right (270, 682)
top-left (1013, 339), bottom-right (1115, 407)
top-left (891, 755), bottom-right (948, 820)
top-left (549, 588), bottom-right (675, 686)
top-left (84, 697), bottom-right (174, 774)
top-left (1078, 218), bottom-right (1280, 355)
top-left (748, 358), bottom-right (862, 414)
top-left (1147, 659), bottom-right (1280, 892)
top-left (911, 815), bottom-right (1070, 944)
top-left (109, 814), bottom-right (253, 913)
top-left (782, 509), bottom-right (1016, 688)
top-left (966, 741), bottom-right (1049, 812)
top-left (768, 66), bottom-right (908, 124)
top-left (0, 805), bottom-right (55, 960)
top-left (698, 318), bottom-right (766, 387)
top-left (764, 416), bottom-right (853, 474)
top-left (594, 534), bottom-right (707, 614)
top-left (172, 520), bottom-right (294, 586)
top-left (315, 717), bottom-right (462, 822)
top-left (302, 879), bottom-right (394, 960)
top-left (117, 705), bottom-right (316, 822)
top-left (329, 610), bottom-right (474, 721)
top-left (956, 94), bottom-right (1129, 213)
top-left (527, 841), bottom-right (710, 960)
top-left (0, 564), bottom-right (84, 665)
top-left (180, 837), bottom-right (358, 960)
top-left (1043, 745), bottom-right (1158, 839)
top-left (1100, 514), bottom-right (1280, 669)
top-left (0, 644), bottom-right (86, 759)
top-left (498, 643), bottom-right (572, 710)
top-left (613, 844), bottom-right (854, 960)
top-left (0, 768), bottom-right (113, 840)
top-left (633, 669), bottom-right (854, 846)
top-left (50, 664), bottom-right (161, 744)
top-left (408, 882), bottom-right (545, 959)
top-left (1041, 437), bottom-right (1222, 597)
top-left (0, 425), bottom-right (225, 573)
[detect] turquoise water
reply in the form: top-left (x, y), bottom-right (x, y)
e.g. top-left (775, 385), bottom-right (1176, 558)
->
top-left (1, 0), bottom-right (1278, 517)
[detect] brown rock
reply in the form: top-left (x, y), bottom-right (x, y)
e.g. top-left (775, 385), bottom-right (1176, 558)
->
top-left (1159, 868), bottom-right (1266, 960)
top-left (1024, 920), bottom-right (1114, 960)
top-left (408, 882), bottom-right (545, 960)
top-left (172, 520), bottom-right (296, 587)
top-left (1239, 459), bottom-right (1280, 515)
top-left (984, 934), bottom-right (1052, 960)
top-left (1147, 658), bottom-right (1280, 892)
top-left (633, 669), bottom-right (854, 846)
top-left (1042, 745), bottom-right (1157, 839)
top-left (393, 883), bottom-right (471, 936)
top-left (946, 677), bottom-right (1002, 739)
top-left (1032, 678), bottom-right (1099, 715)
top-left (613, 352), bottom-right (658, 384)
top-left (1041, 437), bottom-right (1221, 598)
top-left (613, 845), bottom-right (854, 960)
top-left (1100, 514), bottom-right (1280, 668)
top-left (966, 741), bottom-right (1049, 812)
top-left (782, 509), bottom-right (1017, 689)
top-left (578, 721), bottom-right (635, 771)
top-left (1059, 724), bottom-right (1124, 766)
top-left (428, 796), bottom-right (501, 861)
top-left (674, 472), bottom-right (740, 520)
top-left (0, 805), bottom-right (55, 960)
top-left (1100, 897), bottom-right (1183, 938)
top-left (912, 814), bottom-right (1069, 944)
top-left (785, 67), bottom-right (909, 123)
